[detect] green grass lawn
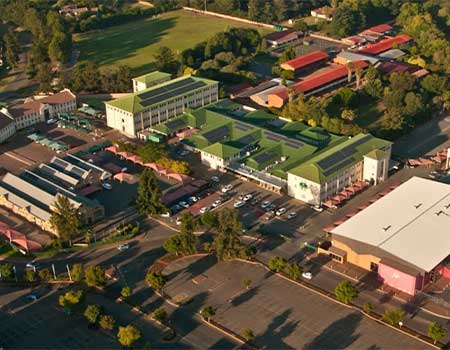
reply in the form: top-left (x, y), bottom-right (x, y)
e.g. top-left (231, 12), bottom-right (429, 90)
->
top-left (355, 97), bottom-right (384, 130)
top-left (74, 10), bottom-right (272, 76)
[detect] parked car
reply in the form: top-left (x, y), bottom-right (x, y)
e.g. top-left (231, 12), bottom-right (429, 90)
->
top-left (102, 182), bottom-right (112, 190)
top-left (170, 204), bottom-right (182, 213)
top-left (302, 271), bottom-right (313, 280)
top-left (250, 197), bottom-right (260, 206)
top-left (211, 176), bottom-right (220, 183)
top-left (26, 262), bottom-right (39, 269)
top-left (429, 171), bottom-right (442, 179)
top-left (117, 243), bottom-right (130, 251)
top-left (176, 217), bottom-right (182, 225)
top-left (46, 118), bottom-right (57, 125)
top-left (287, 212), bottom-right (298, 220)
top-left (199, 206), bottom-right (211, 214)
top-left (212, 199), bottom-right (222, 208)
top-left (276, 207), bottom-right (287, 216)
top-left (188, 196), bottom-right (199, 203)
top-left (161, 212), bottom-right (171, 218)
top-left (265, 203), bottom-right (276, 212)
top-left (178, 201), bottom-right (189, 209)
top-left (312, 205), bottom-right (323, 212)
top-left (261, 201), bottom-right (271, 210)
top-left (26, 294), bottom-right (39, 301)
top-left (221, 184), bottom-right (233, 193)
top-left (243, 194), bottom-right (253, 202)
top-left (234, 200), bottom-right (245, 208)
top-left (263, 211), bottom-right (275, 221)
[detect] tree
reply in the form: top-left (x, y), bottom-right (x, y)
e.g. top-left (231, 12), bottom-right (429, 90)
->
top-left (0, 263), bottom-right (14, 280)
top-left (4, 29), bottom-right (21, 68)
top-left (213, 208), bottom-right (243, 260)
top-left (85, 265), bottom-right (106, 288)
top-left (179, 212), bottom-right (198, 255)
top-left (341, 109), bottom-right (356, 122)
top-left (100, 315), bottom-right (115, 331)
top-left (199, 211), bottom-right (218, 229)
top-left (48, 29), bottom-right (72, 63)
top-left (37, 64), bottom-right (53, 93)
top-left (242, 279), bottom-right (252, 289)
top-left (163, 235), bottom-right (183, 255)
top-left (242, 328), bottom-right (255, 341)
top-left (84, 304), bottom-right (102, 324)
top-left (200, 306), bottom-right (216, 322)
top-left (70, 264), bottom-right (84, 282)
top-left (121, 286), bottom-right (132, 299)
top-left (389, 71), bottom-right (415, 93)
top-left (153, 307), bottom-right (167, 323)
top-left (136, 169), bottom-right (166, 216)
top-left (284, 263), bottom-right (302, 281)
top-left (334, 280), bottom-right (359, 304)
top-left (382, 308), bottom-right (404, 327)
top-left (329, 7), bottom-right (363, 38)
top-left (273, 0), bottom-right (288, 22)
top-left (39, 268), bottom-right (53, 281)
top-left (364, 78), bottom-right (383, 99)
top-left (278, 47), bottom-right (296, 64)
top-left (363, 302), bottom-right (373, 314)
top-left (268, 256), bottom-right (287, 272)
top-left (154, 46), bottom-right (178, 74)
top-left (50, 195), bottom-right (81, 245)
top-left (146, 271), bottom-right (168, 292)
top-left (380, 108), bottom-right (405, 131)
top-left (24, 269), bottom-right (37, 282)
top-left (428, 322), bottom-right (446, 344)
top-left (247, 0), bottom-right (263, 21)
top-left (404, 92), bottom-right (423, 116)
top-left (59, 290), bottom-right (85, 309)
top-left (117, 325), bottom-right (141, 347)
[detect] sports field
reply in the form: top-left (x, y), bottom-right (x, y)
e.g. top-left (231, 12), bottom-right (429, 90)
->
top-left (74, 10), bottom-right (272, 75)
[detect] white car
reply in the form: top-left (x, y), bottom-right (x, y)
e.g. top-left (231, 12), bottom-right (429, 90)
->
top-left (117, 243), bottom-right (130, 251)
top-left (102, 182), bottom-right (112, 190)
top-left (200, 206), bottom-right (210, 214)
top-left (188, 196), bottom-right (199, 203)
top-left (221, 184), bottom-right (233, 193)
top-left (312, 205), bottom-right (323, 212)
top-left (243, 194), bottom-right (253, 202)
top-left (179, 201), bottom-right (189, 209)
top-left (276, 207), bottom-right (287, 216)
top-left (161, 212), bottom-right (171, 218)
top-left (302, 271), bottom-right (313, 280)
top-left (234, 200), bottom-right (245, 208)
top-left (261, 201), bottom-right (271, 209)
top-left (176, 217), bottom-right (182, 225)
top-left (26, 262), bottom-right (39, 269)
top-left (211, 176), bottom-right (220, 183)
top-left (287, 212), bottom-right (298, 220)
top-left (46, 118), bottom-right (57, 125)
top-left (212, 199), bottom-right (222, 208)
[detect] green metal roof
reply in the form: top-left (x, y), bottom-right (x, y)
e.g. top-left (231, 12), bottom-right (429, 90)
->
top-left (132, 71), bottom-right (171, 84)
top-left (202, 143), bottom-right (241, 159)
top-left (106, 75), bottom-right (218, 114)
top-left (288, 134), bottom-right (392, 183)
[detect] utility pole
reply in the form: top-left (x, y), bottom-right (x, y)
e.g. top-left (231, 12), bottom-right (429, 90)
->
top-left (204, 0), bottom-right (207, 11)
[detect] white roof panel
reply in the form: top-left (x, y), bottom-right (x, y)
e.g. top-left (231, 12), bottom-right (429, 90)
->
top-left (331, 177), bottom-right (450, 272)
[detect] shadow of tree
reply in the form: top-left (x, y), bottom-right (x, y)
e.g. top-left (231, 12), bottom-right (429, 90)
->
top-left (253, 309), bottom-right (299, 350)
top-left (304, 312), bottom-right (362, 350)
top-left (230, 286), bottom-right (259, 307)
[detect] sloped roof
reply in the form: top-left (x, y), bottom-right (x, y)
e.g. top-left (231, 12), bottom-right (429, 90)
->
top-left (273, 61), bottom-right (369, 100)
top-left (358, 34), bottom-right (412, 55)
top-left (289, 133), bottom-right (391, 183)
top-left (281, 51), bottom-right (329, 70)
top-left (0, 111), bottom-right (14, 129)
top-left (366, 24), bottom-right (393, 34)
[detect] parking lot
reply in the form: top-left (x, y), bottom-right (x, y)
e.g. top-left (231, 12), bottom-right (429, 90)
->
top-left (0, 284), bottom-right (172, 349)
top-left (163, 256), bottom-right (432, 349)
top-left (0, 120), bottom-right (121, 174)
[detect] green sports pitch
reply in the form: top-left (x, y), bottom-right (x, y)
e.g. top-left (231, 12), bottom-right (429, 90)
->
top-left (74, 10), bottom-right (272, 75)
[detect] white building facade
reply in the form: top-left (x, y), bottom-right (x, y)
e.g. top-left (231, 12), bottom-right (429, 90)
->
top-left (106, 75), bottom-right (219, 137)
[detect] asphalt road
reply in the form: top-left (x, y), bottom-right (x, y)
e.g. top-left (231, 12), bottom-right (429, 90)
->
top-left (393, 112), bottom-right (450, 158)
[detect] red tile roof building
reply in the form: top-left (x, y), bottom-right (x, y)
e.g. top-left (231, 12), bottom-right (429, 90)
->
top-left (358, 34), bottom-right (412, 55)
top-left (366, 24), bottom-right (393, 34)
top-left (8, 89), bottom-right (77, 130)
top-left (268, 61), bottom-right (369, 108)
top-left (280, 51), bottom-right (329, 72)
top-left (265, 29), bottom-right (299, 47)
